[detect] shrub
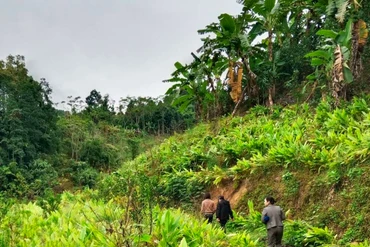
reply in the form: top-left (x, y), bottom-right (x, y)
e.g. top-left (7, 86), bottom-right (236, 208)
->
top-left (68, 161), bottom-right (99, 187)
top-left (158, 171), bottom-right (205, 205)
top-left (283, 220), bottom-right (310, 247)
top-left (80, 138), bottom-right (118, 170)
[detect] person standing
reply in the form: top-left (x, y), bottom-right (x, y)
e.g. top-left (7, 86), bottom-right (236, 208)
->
top-left (261, 196), bottom-right (285, 247)
top-left (216, 195), bottom-right (234, 231)
top-left (201, 192), bottom-right (216, 223)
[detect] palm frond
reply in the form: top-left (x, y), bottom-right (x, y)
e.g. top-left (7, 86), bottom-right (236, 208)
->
top-left (335, 0), bottom-right (349, 23)
top-left (326, 0), bottom-right (336, 16)
top-left (237, 0), bottom-right (258, 11)
top-left (162, 77), bottom-right (186, 83)
top-left (197, 23), bottom-right (220, 35)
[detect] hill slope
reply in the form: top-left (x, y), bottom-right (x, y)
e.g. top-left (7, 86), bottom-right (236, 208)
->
top-left (3, 97), bottom-right (370, 246)
top-left (98, 97), bottom-right (370, 244)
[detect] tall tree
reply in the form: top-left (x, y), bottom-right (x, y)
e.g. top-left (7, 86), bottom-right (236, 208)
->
top-left (0, 55), bottom-right (58, 165)
top-left (198, 13), bottom-right (264, 115)
top-left (238, 0), bottom-right (285, 107)
top-left (84, 90), bottom-right (114, 123)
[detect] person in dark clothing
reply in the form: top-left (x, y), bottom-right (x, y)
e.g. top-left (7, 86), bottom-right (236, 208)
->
top-left (261, 196), bottom-right (285, 247)
top-left (216, 195), bottom-right (234, 231)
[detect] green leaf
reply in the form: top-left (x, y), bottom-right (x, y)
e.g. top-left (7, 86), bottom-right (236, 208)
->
top-left (326, 0), bottom-right (336, 16)
top-left (219, 14), bottom-right (236, 33)
top-left (264, 0), bottom-right (276, 13)
top-left (271, 1), bottom-right (280, 15)
top-left (239, 34), bottom-right (250, 48)
top-left (174, 62), bottom-right (184, 70)
top-left (238, 0), bottom-right (257, 10)
top-left (172, 95), bottom-right (192, 107)
top-left (343, 66), bottom-right (353, 83)
top-left (311, 58), bottom-right (326, 66)
top-left (163, 77), bottom-right (186, 83)
top-left (305, 50), bottom-right (331, 60)
top-left (306, 73), bottom-right (317, 80)
top-left (335, 0), bottom-right (349, 23)
top-left (178, 237), bottom-right (188, 247)
top-left (165, 84), bottom-right (181, 95)
top-left (133, 234), bottom-right (152, 243)
top-left (341, 46), bottom-right (350, 61)
top-left (337, 19), bottom-right (352, 46)
top-left (316, 29), bottom-right (338, 39)
top-left (249, 22), bottom-right (264, 43)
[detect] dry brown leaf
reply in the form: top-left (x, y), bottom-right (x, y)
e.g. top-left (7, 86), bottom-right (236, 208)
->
top-left (332, 45), bottom-right (344, 103)
top-left (358, 19), bottom-right (368, 50)
top-left (227, 61), bottom-right (243, 103)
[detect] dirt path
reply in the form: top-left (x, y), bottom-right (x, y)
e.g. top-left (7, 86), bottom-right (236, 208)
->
top-left (208, 179), bottom-right (250, 208)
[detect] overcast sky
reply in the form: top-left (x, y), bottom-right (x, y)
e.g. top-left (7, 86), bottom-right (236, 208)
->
top-left (0, 0), bottom-right (242, 105)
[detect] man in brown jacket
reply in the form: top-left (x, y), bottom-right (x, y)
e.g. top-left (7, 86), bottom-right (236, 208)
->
top-left (201, 192), bottom-right (216, 223)
top-left (262, 196), bottom-right (285, 247)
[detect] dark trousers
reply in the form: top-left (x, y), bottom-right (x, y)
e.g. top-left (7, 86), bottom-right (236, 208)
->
top-left (219, 219), bottom-right (228, 232)
top-left (204, 213), bottom-right (213, 223)
top-left (267, 226), bottom-right (283, 247)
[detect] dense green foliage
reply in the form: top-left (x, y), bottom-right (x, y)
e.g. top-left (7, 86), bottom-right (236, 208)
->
top-left (0, 54), bottom-right (195, 198)
top-left (1, 0), bottom-right (370, 246)
top-left (0, 56), bottom-right (59, 198)
top-left (115, 96), bottom-right (195, 135)
top-left (166, 0), bottom-right (370, 119)
top-left (0, 56), bottom-right (58, 165)
top-left (94, 96), bottom-right (370, 245)
top-left (3, 52), bottom-right (370, 245)
top-left (0, 192), bottom-right (346, 247)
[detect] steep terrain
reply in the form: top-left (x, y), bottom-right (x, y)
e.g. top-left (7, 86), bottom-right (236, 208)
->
top-left (3, 98), bottom-right (370, 246)
top-left (98, 97), bottom-right (370, 244)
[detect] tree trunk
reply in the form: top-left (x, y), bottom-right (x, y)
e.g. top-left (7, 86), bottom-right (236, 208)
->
top-left (350, 20), bottom-right (368, 80)
top-left (268, 87), bottom-right (274, 107)
top-left (232, 56), bottom-right (257, 117)
top-left (332, 45), bottom-right (345, 105)
top-left (267, 30), bottom-right (274, 108)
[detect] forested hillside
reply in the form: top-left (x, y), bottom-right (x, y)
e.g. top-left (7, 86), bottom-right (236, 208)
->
top-left (0, 55), bottom-right (195, 198)
top-left (3, 97), bottom-right (370, 246)
top-left (1, 0), bottom-right (370, 246)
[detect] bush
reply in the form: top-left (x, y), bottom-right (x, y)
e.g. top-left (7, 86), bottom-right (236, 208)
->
top-left (80, 138), bottom-right (118, 170)
top-left (158, 171), bottom-right (205, 206)
top-left (0, 160), bottom-right (58, 198)
top-left (68, 161), bottom-right (99, 187)
top-left (283, 220), bottom-right (310, 247)
top-left (26, 159), bottom-right (59, 196)
top-left (36, 188), bottom-right (61, 214)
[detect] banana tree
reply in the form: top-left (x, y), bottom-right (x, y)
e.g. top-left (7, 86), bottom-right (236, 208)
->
top-left (326, 0), bottom-right (368, 79)
top-left (164, 61), bottom-right (203, 120)
top-left (305, 19), bottom-right (354, 104)
top-left (304, 0), bottom-right (368, 104)
top-left (238, 0), bottom-right (285, 107)
top-left (164, 52), bottom-right (229, 120)
top-left (198, 13), bottom-right (264, 115)
top-left (277, 0), bottom-right (328, 42)
top-left (190, 50), bottom-right (230, 118)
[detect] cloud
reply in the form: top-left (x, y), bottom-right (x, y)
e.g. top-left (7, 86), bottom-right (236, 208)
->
top-left (0, 0), bottom-right (242, 104)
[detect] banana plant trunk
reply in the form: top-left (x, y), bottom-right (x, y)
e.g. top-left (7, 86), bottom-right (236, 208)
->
top-left (267, 30), bottom-right (274, 108)
top-left (350, 19), bottom-right (367, 80)
top-left (232, 56), bottom-right (257, 116)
